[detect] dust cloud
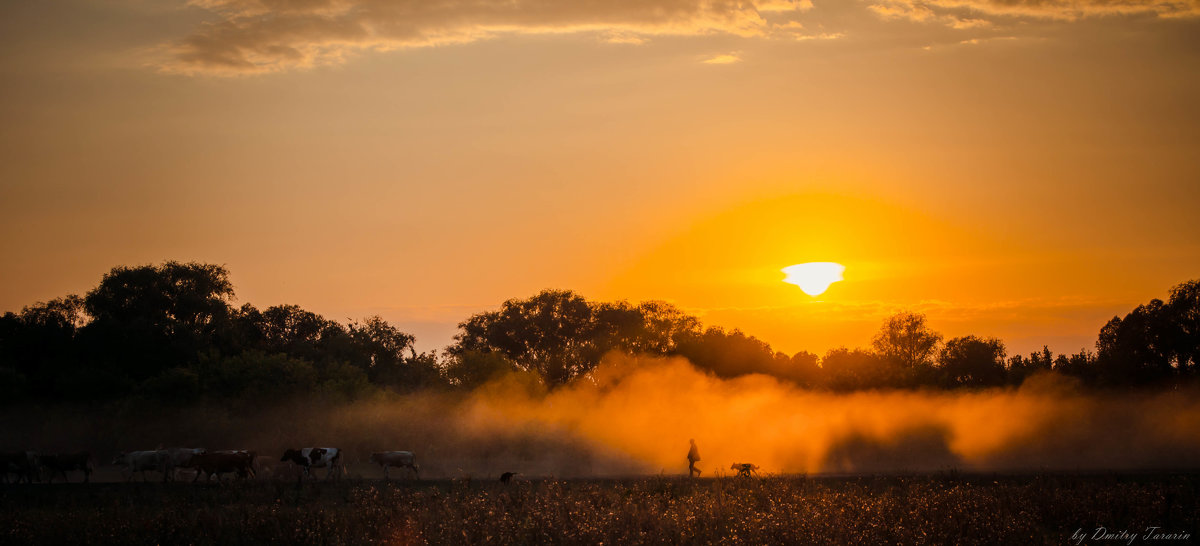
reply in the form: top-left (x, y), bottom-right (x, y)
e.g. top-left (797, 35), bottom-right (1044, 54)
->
top-left (462, 354), bottom-right (1200, 476)
top-left (4, 354), bottom-right (1199, 479)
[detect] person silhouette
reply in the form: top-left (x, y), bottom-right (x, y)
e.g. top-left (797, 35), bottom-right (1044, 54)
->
top-left (687, 439), bottom-right (701, 478)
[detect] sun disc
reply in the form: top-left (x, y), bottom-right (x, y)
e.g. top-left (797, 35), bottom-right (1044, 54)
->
top-left (782, 262), bottom-right (845, 296)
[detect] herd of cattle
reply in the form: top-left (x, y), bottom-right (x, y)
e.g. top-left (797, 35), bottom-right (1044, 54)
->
top-left (0, 448), bottom-right (419, 484)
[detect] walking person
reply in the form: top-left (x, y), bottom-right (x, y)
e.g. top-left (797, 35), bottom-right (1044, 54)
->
top-left (687, 439), bottom-right (701, 478)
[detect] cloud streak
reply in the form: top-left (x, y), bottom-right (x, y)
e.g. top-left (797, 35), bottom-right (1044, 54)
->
top-left (867, 0), bottom-right (1200, 24)
top-left (159, 0), bottom-right (1199, 75)
top-left (701, 52), bottom-right (743, 64)
top-left (164, 0), bottom-right (811, 75)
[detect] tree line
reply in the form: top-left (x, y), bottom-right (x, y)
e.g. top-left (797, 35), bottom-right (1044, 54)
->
top-left (1, 262), bottom-right (1196, 404)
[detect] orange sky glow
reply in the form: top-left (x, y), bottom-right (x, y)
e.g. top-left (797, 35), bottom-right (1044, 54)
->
top-left (1, 0), bottom-right (1197, 358)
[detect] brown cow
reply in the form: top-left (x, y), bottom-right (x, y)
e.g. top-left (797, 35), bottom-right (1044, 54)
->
top-left (36, 452), bottom-right (95, 483)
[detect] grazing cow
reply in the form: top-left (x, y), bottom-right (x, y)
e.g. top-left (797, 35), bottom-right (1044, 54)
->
top-left (36, 452), bottom-right (95, 483)
top-left (113, 450), bottom-right (173, 482)
top-left (369, 451), bottom-right (419, 480)
top-left (280, 448), bottom-right (341, 479)
top-left (730, 463), bottom-right (760, 478)
top-left (190, 452), bottom-right (255, 482)
top-left (0, 451), bottom-right (39, 484)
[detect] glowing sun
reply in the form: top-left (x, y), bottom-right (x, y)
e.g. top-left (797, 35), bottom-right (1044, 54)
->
top-left (782, 262), bottom-right (845, 296)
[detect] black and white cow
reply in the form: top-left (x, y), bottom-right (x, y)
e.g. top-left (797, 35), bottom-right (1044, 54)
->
top-left (280, 448), bottom-right (342, 479)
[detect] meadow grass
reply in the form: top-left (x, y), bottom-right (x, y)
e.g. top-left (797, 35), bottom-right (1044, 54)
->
top-left (1, 473), bottom-right (1196, 545)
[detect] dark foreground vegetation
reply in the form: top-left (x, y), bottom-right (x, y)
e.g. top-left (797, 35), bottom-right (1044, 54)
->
top-left (1, 474), bottom-right (1195, 545)
top-left (2, 261), bottom-right (1197, 406)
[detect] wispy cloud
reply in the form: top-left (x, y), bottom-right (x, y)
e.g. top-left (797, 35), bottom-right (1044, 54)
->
top-left (158, 0), bottom-right (1199, 76)
top-left (701, 52), bottom-right (743, 64)
top-left (867, 0), bottom-right (1200, 25)
top-left (162, 0), bottom-right (811, 75)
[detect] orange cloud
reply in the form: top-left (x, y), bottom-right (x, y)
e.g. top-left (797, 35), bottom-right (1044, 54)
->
top-left (701, 52), bottom-right (743, 64)
top-left (164, 0), bottom-right (813, 75)
top-left (160, 0), bottom-right (1197, 75)
top-left (868, 0), bottom-right (1200, 24)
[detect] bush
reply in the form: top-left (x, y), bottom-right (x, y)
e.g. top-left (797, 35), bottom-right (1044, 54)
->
top-left (445, 350), bottom-right (517, 389)
top-left (0, 367), bottom-right (28, 403)
top-left (315, 360), bottom-right (374, 400)
top-left (139, 367), bottom-right (201, 403)
top-left (196, 351), bottom-right (318, 400)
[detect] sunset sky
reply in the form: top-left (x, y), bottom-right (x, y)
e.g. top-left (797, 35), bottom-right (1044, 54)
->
top-left (2, 0), bottom-right (1198, 358)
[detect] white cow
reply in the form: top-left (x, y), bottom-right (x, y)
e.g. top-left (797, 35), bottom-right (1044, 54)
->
top-left (370, 451), bottom-right (419, 480)
top-left (280, 447), bottom-right (342, 480)
top-left (112, 450), bottom-right (173, 482)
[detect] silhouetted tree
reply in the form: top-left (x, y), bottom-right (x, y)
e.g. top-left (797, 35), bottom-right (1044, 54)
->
top-left (347, 316), bottom-right (417, 383)
top-left (674, 327), bottom-right (778, 379)
top-left (451, 291), bottom-right (704, 387)
top-left (872, 312), bottom-right (942, 370)
top-left (592, 300), bottom-right (700, 357)
top-left (1096, 298), bottom-right (1175, 385)
top-left (937, 336), bottom-right (1007, 387)
top-left (452, 290), bottom-right (596, 387)
top-left (1053, 348), bottom-right (1097, 383)
top-left (84, 262), bottom-right (232, 334)
top-left (258, 304), bottom-right (338, 359)
top-left (770, 350), bottom-right (821, 388)
top-left (80, 262), bottom-right (235, 384)
top-left (1006, 345), bottom-right (1055, 385)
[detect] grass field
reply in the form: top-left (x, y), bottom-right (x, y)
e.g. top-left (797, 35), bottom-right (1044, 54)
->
top-left (2, 473), bottom-right (1196, 545)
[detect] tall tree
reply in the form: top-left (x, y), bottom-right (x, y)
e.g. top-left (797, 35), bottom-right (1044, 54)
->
top-left (452, 290), bottom-right (596, 386)
top-left (872, 312), bottom-right (942, 370)
top-left (348, 315), bottom-right (418, 385)
top-left (84, 262), bottom-right (233, 333)
top-left (80, 262), bottom-right (235, 385)
top-left (452, 292), bottom-right (705, 387)
top-left (1096, 300), bottom-right (1173, 384)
